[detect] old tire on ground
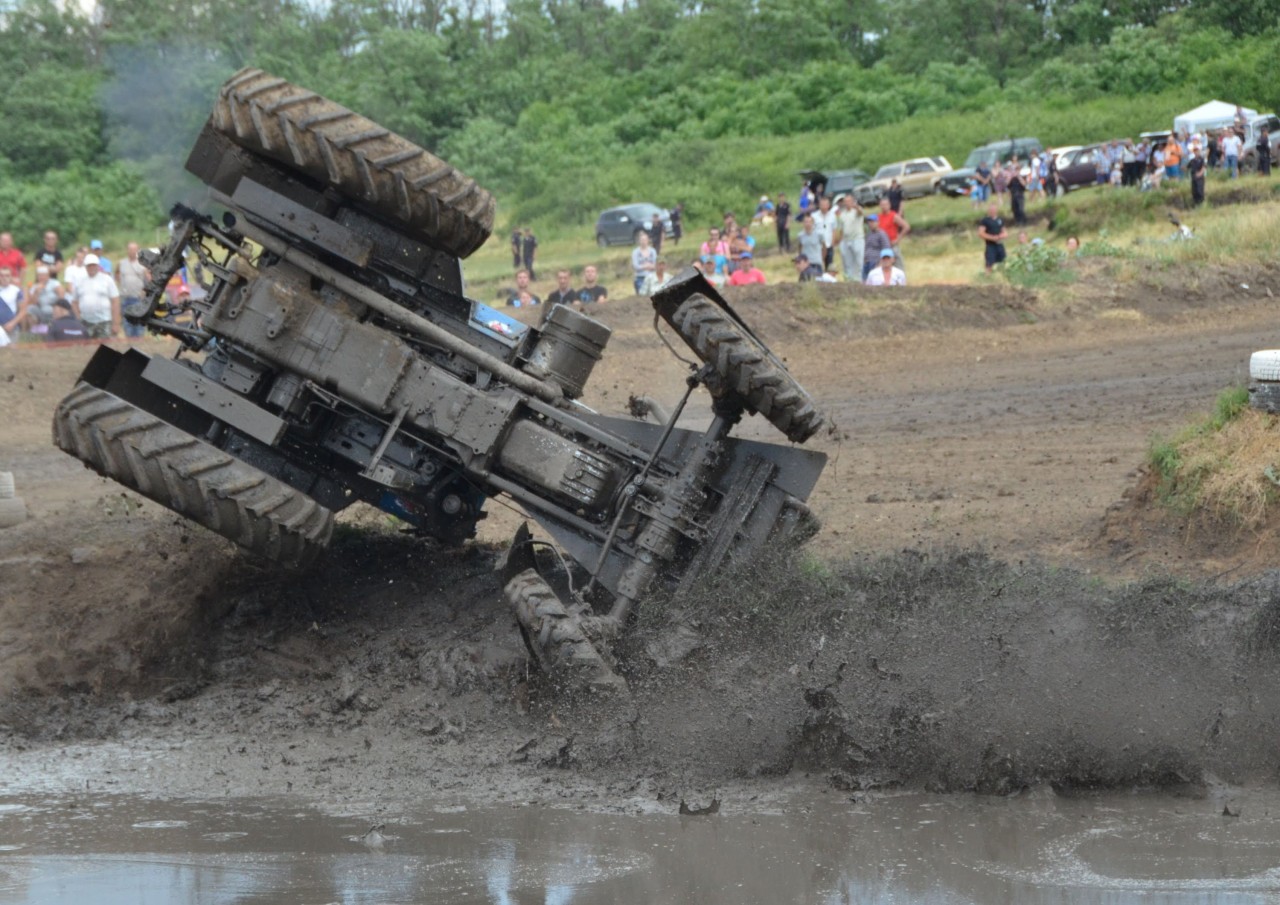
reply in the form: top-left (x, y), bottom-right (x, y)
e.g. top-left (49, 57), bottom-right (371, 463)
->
top-left (0, 497), bottom-right (27, 529)
top-left (671, 294), bottom-right (825, 443)
top-left (53, 382), bottom-right (333, 568)
top-left (211, 67), bottom-right (494, 259)
top-left (504, 567), bottom-right (625, 691)
top-left (1249, 350), bottom-right (1280, 382)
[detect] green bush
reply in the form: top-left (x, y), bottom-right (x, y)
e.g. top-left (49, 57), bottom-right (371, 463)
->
top-left (0, 162), bottom-right (162, 250)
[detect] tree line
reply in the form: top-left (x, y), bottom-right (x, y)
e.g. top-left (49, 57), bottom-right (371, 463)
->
top-left (0, 0), bottom-right (1275, 241)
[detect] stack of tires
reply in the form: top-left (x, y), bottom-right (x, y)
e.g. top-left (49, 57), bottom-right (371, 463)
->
top-left (1248, 350), bottom-right (1280, 412)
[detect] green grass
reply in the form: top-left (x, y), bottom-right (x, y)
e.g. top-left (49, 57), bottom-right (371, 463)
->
top-left (1148, 386), bottom-right (1250, 510)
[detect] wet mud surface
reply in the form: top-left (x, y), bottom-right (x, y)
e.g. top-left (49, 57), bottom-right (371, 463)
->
top-left (3, 788), bottom-right (1279, 904)
top-left (4, 263), bottom-right (1280, 819)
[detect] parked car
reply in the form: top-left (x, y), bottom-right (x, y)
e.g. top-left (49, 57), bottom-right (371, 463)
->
top-left (594, 203), bottom-right (672, 247)
top-left (853, 157), bottom-right (953, 205)
top-left (1054, 144), bottom-right (1106, 192)
top-left (798, 168), bottom-right (871, 204)
top-left (1241, 114), bottom-right (1280, 173)
top-left (939, 138), bottom-right (1044, 196)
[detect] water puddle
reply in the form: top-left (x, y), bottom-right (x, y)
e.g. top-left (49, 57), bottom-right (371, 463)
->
top-left (0, 789), bottom-right (1277, 903)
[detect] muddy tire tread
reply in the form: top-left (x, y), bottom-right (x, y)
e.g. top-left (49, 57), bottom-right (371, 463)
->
top-left (671, 295), bottom-right (824, 442)
top-left (52, 383), bottom-right (332, 567)
top-left (212, 67), bottom-right (494, 258)
top-left (504, 568), bottom-right (624, 690)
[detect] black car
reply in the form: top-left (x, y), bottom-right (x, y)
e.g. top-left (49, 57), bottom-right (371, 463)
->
top-left (798, 168), bottom-right (871, 203)
top-left (939, 138), bottom-right (1044, 196)
top-left (594, 203), bottom-right (673, 247)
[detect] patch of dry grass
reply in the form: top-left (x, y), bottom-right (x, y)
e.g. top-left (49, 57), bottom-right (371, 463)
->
top-left (1177, 410), bottom-right (1280, 528)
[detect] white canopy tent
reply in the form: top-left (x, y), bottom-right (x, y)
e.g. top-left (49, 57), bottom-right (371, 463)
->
top-left (1173, 100), bottom-right (1257, 135)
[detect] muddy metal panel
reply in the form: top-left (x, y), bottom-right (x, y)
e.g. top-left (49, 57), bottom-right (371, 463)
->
top-left (202, 265), bottom-right (414, 414)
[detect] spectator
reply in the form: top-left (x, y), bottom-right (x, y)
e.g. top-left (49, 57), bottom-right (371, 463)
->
top-left (793, 253), bottom-right (823, 282)
top-left (835, 193), bottom-right (865, 283)
top-left (699, 227), bottom-right (730, 285)
top-left (34, 230), bottom-right (63, 278)
top-left (1164, 137), bottom-right (1183, 180)
top-left (1007, 160), bottom-right (1027, 226)
top-left (76, 254), bottom-right (120, 338)
top-left (0, 267), bottom-right (24, 335)
top-left (546, 269), bottom-right (577, 307)
top-left (0, 234), bottom-right (27, 286)
top-left (669, 203), bottom-right (684, 244)
top-left (89, 239), bottom-right (113, 274)
top-left (1258, 128), bottom-right (1273, 177)
top-left (64, 247), bottom-right (89, 297)
top-left (727, 251), bottom-right (765, 285)
top-left (798, 183), bottom-right (814, 217)
top-left (977, 202), bottom-right (1008, 274)
top-left (520, 228), bottom-right (538, 279)
top-left (775, 192), bottom-right (792, 253)
top-left (642, 211), bottom-right (664, 253)
top-left (862, 214), bottom-right (891, 282)
top-left (796, 214), bottom-right (824, 275)
top-left (22, 265), bottom-right (65, 333)
top-left (1028, 152), bottom-right (1044, 200)
top-left (48, 298), bottom-right (87, 341)
top-left (1206, 132), bottom-right (1221, 171)
top-left (752, 195), bottom-right (774, 223)
top-left (811, 195), bottom-right (837, 270)
top-left (1220, 129), bottom-right (1242, 179)
top-left (505, 269), bottom-right (541, 307)
top-left (644, 258), bottom-right (674, 294)
top-left (1188, 144), bottom-right (1206, 206)
top-left (886, 178), bottom-right (904, 213)
top-left (1065, 235), bottom-right (1081, 255)
top-left (116, 242), bottom-right (150, 339)
top-left (738, 221), bottom-right (756, 255)
top-left (972, 160), bottom-right (992, 207)
top-left (576, 265), bottom-right (608, 305)
top-left (631, 231), bottom-right (657, 294)
top-left (510, 229), bottom-right (521, 270)
top-left (865, 248), bottom-right (906, 286)
top-left (877, 197), bottom-right (910, 263)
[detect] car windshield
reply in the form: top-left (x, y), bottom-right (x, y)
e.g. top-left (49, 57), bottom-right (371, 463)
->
top-left (872, 165), bottom-right (899, 179)
top-left (963, 149), bottom-right (1000, 168)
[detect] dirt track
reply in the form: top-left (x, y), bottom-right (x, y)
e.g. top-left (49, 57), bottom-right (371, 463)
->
top-left (4, 261), bottom-right (1280, 804)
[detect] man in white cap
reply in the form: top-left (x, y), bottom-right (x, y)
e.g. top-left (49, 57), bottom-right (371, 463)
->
top-left (864, 247), bottom-right (906, 287)
top-left (75, 254), bottom-right (121, 339)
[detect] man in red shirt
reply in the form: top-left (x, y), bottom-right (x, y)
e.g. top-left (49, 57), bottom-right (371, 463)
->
top-left (876, 197), bottom-right (910, 265)
top-left (727, 251), bottom-right (766, 285)
top-left (0, 233), bottom-right (27, 286)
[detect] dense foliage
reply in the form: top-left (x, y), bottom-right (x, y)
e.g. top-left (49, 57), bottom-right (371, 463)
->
top-left (0, 0), bottom-right (1276, 241)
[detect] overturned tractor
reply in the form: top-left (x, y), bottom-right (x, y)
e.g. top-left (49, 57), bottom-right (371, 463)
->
top-left (53, 69), bottom-right (828, 689)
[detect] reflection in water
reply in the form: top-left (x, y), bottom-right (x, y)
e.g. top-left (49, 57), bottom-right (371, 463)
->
top-left (0, 791), bottom-right (1278, 904)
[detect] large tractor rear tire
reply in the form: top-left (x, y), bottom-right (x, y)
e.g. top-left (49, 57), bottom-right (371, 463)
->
top-left (211, 67), bottom-right (494, 258)
top-left (53, 383), bottom-right (333, 568)
top-left (671, 295), bottom-right (825, 443)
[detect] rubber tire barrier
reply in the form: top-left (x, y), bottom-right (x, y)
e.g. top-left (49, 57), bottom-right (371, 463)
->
top-left (212, 67), bottom-right (495, 259)
top-left (1249, 381), bottom-right (1280, 414)
top-left (0, 497), bottom-right (27, 529)
top-left (504, 567), bottom-right (625, 691)
top-left (53, 382), bottom-right (333, 568)
top-left (671, 294), bottom-right (825, 443)
top-left (1249, 350), bottom-right (1280, 382)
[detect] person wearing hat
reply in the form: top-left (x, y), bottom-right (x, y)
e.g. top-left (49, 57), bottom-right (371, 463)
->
top-left (865, 247), bottom-right (906, 287)
top-left (727, 250), bottom-right (765, 286)
top-left (793, 253), bottom-right (823, 282)
top-left (752, 194), bottom-right (775, 226)
top-left (88, 239), bottom-right (113, 274)
top-left (835, 193), bottom-right (866, 282)
top-left (48, 298), bottom-right (87, 342)
top-left (74, 253), bottom-right (120, 339)
top-left (862, 213), bottom-right (892, 282)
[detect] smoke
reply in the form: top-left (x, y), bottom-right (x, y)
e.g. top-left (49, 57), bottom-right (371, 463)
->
top-left (100, 43), bottom-right (234, 209)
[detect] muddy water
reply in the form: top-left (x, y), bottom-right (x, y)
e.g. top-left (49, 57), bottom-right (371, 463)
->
top-left (1, 790), bottom-right (1278, 904)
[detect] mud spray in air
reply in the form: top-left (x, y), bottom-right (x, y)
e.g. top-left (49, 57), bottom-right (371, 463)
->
top-left (4, 527), bottom-right (1278, 797)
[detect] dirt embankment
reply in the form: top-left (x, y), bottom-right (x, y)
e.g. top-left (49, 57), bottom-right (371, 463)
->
top-left (5, 260), bottom-right (1280, 803)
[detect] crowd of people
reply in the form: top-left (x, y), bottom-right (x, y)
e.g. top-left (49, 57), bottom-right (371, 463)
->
top-left (0, 231), bottom-right (173, 347)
